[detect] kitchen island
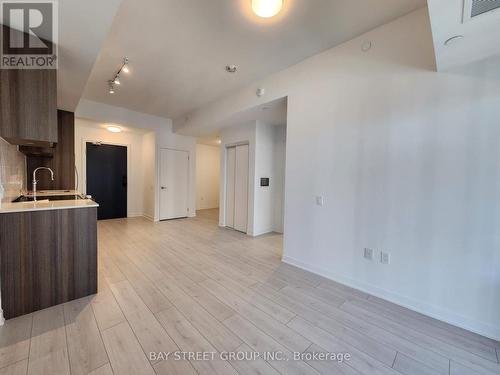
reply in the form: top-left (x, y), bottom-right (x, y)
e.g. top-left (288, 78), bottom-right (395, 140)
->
top-left (0, 191), bottom-right (98, 320)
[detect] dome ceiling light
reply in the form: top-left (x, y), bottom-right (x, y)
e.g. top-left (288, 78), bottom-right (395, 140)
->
top-left (252, 0), bottom-right (283, 18)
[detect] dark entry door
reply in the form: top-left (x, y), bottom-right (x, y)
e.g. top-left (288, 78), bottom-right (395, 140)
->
top-left (86, 143), bottom-right (127, 220)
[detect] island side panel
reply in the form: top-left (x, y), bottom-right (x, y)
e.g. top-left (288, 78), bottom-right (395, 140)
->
top-left (72, 206), bottom-right (98, 298)
top-left (0, 207), bottom-right (98, 319)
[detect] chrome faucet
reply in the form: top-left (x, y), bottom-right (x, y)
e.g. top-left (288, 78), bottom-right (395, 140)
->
top-left (32, 167), bottom-right (55, 196)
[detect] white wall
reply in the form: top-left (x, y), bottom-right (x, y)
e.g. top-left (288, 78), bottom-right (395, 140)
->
top-left (219, 121), bottom-right (286, 236)
top-left (76, 100), bottom-right (197, 221)
top-left (142, 132), bottom-right (156, 220)
top-left (176, 8), bottom-right (500, 340)
top-left (254, 122), bottom-right (286, 235)
top-left (75, 118), bottom-right (148, 218)
top-left (196, 144), bottom-right (220, 210)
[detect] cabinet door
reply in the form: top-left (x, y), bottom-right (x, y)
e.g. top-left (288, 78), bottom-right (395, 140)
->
top-left (0, 68), bottom-right (57, 145)
top-left (0, 208), bottom-right (97, 319)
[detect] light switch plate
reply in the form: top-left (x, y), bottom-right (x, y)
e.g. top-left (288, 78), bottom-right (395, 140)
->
top-left (364, 248), bottom-right (374, 260)
top-left (380, 252), bottom-right (391, 265)
top-left (315, 196), bottom-right (324, 206)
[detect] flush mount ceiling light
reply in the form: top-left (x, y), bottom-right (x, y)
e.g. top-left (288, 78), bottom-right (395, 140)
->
top-left (252, 0), bottom-right (283, 18)
top-left (107, 57), bottom-right (130, 94)
top-left (107, 126), bottom-right (122, 133)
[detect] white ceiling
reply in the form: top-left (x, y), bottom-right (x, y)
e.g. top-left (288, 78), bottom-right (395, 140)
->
top-left (57, 0), bottom-right (122, 110)
top-left (1, 0), bottom-right (122, 111)
top-left (427, 0), bottom-right (500, 71)
top-left (77, 118), bottom-right (150, 135)
top-left (196, 96), bottom-right (287, 145)
top-left (81, 0), bottom-right (426, 120)
top-left (220, 96), bottom-right (287, 128)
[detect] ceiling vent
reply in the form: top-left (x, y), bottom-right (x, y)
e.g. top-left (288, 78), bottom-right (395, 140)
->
top-left (463, 0), bottom-right (500, 22)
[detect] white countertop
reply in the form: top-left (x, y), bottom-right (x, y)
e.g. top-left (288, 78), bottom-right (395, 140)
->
top-left (0, 190), bottom-right (99, 214)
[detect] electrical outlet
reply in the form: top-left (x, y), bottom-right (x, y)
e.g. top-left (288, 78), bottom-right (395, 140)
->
top-left (363, 248), bottom-right (374, 261)
top-left (315, 196), bottom-right (324, 206)
top-left (380, 252), bottom-right (391, 265)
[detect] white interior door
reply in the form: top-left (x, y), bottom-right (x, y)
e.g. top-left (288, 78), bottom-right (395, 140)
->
top-left (160, 148), bottom-right (189, 220)
top-left (234, 144), bottom-right (249, 232)
top-left (225, 147), bottom-right (236, 228)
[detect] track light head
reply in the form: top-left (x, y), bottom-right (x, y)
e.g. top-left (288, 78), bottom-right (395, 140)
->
top-left (122, 57), bottom-right (130, 73)
top-left (106, 57), bottom-right (130, 93)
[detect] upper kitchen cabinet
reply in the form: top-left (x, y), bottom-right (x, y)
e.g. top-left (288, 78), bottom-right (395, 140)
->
top-left (0, 26), bottom-right (57, 147)
top-left (0, 68), bottom-right (57, 146)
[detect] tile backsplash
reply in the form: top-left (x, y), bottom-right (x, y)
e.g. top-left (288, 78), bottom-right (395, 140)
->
top-left (0, 137), bottom-right (26, 203)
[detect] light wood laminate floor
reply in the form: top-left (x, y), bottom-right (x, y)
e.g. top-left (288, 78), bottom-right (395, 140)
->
top-left (1, 209), bottom-right (499, 375)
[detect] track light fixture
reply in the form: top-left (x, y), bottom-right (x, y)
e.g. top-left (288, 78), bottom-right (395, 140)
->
top-left (107, 57), bottom-right (130, 94)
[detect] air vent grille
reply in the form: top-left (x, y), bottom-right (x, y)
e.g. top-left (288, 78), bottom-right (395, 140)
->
top-left (471, 0), bottom-right (500, 17)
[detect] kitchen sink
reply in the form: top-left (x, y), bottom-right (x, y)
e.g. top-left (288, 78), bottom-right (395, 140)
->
top-left (12, 194), bottom-right (85, 203)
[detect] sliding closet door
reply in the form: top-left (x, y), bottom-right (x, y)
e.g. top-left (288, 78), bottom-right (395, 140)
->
top-left (225, 147), bottom-right (236, 228)
top-left (225, 144), bottom-right (249, 233)
top-left (234, 144), bottom-right (249, 232)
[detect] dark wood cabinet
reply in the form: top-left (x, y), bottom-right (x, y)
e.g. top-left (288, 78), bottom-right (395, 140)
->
top-left (0, 207), bottom-right (97, 319)
top-left (0, 27), bottom-right (57, 146)
top-left (24, 110), bottom-right (75, 190)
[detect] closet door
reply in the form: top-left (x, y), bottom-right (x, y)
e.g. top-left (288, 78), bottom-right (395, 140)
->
top-left (234, 144), bottom-right (249, 232)
top-left (159, 148), bottom-right (189, 220)
top-left (225, 147), bottom-right (236, 228)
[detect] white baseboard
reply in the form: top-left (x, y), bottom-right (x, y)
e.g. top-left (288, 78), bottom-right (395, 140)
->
top-left (127, 212), bottom-right (143, 218)
top-left (0, 308), bottom-right (4, 326)
top-left (282, 255), bottom-right (500, 342)
top-left (252, 228), bottom-right (275, 237)
top-left (142, 214), bottom-right (155, 221)
top-left (196, 206), bottom-right (219, 210)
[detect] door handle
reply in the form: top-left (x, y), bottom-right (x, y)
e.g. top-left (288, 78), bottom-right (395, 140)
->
top-left (161, 186), bottom-right (167, 190)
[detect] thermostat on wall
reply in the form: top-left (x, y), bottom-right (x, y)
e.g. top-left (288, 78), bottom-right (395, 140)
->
top-left (260, 178), bottom-right (270, 187)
